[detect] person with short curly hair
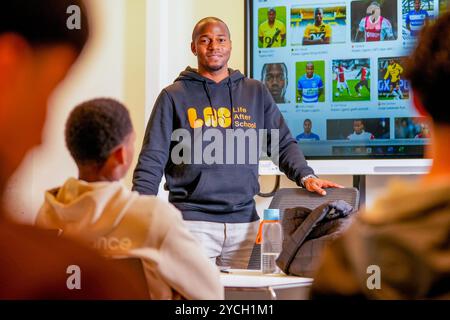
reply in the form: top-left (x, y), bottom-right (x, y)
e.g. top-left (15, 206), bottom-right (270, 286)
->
top-left (36, 98), bottom-right (224, 300)
top-left (65, 98), bottom-right (133, 168)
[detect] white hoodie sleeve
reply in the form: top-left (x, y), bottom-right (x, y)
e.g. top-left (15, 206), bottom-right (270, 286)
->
top-left (135, 198), bottom-right (224, 300)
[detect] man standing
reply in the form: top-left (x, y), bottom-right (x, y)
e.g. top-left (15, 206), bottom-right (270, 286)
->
top-left (261, 63), bottom-right (288, 104)
top-left (303, 8), bottom-right (332, 45)
top-left (406, 0), bottom-right (430, 37)
top-left (258, 8), bottom-right (286, 48)
top-left (355, 1), bottom-right (394, 42)
top-left (297, 62), bottom-right (324, 103)
top-left (133, 17), bottom-right (341, 268)
top-left (296, 119), bottom-right (320, 141)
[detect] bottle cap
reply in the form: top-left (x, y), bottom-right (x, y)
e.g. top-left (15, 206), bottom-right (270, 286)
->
top-left (263, 209), bottom-right (280, 220)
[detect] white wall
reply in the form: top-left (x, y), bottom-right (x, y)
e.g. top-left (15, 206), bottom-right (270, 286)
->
top-left (4, 0), bottom-right (126, 223)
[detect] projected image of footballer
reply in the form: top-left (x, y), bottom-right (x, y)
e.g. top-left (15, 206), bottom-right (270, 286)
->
top-left (353, 1), bottom-right (395, 42)
top-left (302, 8), bottom-right (332, 45)
top-left (347, 119), bottom-right (375, 141)
top-left (297, 62), bottom-right (324, 103)
top-left (261, 63), bottom-right (288, 104)
top-left (404, 0), bottom-right (431, 38)
top-left (379, 58), bottom-right (409, 100)
top-left (332, 59), bottom-right (370, 102)
top-left (334, 62), bottom-right (351, 97)
top-left (258, 7), bottom-right (287, 48)
top-left (290, 5), bottom-right (346, 46)
top-left (296, 119), bottom-right (320, 141)
top-left (354, 63), bottom-right (370, 97)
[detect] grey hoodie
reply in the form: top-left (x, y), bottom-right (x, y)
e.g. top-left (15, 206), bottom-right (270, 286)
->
top-left (133, 67), bottom-right (314, 223)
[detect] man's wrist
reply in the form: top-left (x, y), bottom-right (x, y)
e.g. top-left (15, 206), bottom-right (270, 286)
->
top-left (300, 174), bottom-right (318, 188)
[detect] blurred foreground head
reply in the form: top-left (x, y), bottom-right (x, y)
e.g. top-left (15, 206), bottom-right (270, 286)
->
top-left (0, 1), bottom-right (148, 299)
top-left (405, 11), bottom-right (450, 125)
top-left (0, 0), bottom-right (89, 194)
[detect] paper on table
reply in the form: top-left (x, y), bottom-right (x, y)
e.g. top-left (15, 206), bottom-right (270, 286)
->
top-left (220, 269), bottom-right (313, 288)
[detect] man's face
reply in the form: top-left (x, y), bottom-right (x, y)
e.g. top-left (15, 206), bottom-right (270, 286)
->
top-left (367, 4), bottom-right (381, 21)
top-left (268, 10), bottom-right (276, 23)
top-left (303, 120), bottom-right (312, 134)
top-left (389, 59), bottom-right (395, 65)
top-left (353, 121), bottom-right (364, 134)
top-left (315, 10), bottom-right (323, 24)
top-left (415, 0), bottom-right (421, 11)
top-left (306, 64), bottom-right (314, 78)
top-left (264, 64), bottom-right (285, 102)
top-left (0, 35), bottom-right (77, 189)
top-left (191, 21), bottom-right (232, 73)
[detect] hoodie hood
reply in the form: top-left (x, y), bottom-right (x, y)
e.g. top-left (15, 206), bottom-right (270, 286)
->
top-left (175, 67), bottom-right (245, 84)
top-left (362, 179), bottom-right (450, 224)
top-left (36, 178), bottom-right (137, 240)
top-left (175, 67), bottom-right (245, 114)
top-left (345, 179), bottom-right (450, 299)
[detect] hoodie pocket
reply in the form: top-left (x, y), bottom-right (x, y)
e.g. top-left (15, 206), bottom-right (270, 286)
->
top-left (188, 166), bottom-right (258, 211)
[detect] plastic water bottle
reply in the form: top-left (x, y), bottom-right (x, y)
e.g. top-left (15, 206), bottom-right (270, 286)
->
top-left (261, 209), bottom-right (282, 274)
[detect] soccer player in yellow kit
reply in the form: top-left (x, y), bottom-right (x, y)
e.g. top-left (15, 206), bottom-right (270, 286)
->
top-left (384, 58), bottom-right (404, 99)
top-left (303, 8), bottom-right (332, 45)
top-left (258, 7), bottom-right (286, 48)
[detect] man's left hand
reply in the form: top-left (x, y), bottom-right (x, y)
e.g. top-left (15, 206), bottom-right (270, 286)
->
top-left (304, 177), bottom-right (344, 196)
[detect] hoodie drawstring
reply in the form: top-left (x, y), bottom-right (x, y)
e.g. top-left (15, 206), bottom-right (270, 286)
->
top-left (227, 78), bottom-right (234, 129)
top-left (202, 81), bottom-right (213, 108)
top-left (202, 78), bottom-right (235, 129)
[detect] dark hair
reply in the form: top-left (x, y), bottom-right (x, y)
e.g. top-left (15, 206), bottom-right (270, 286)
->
top-left (0, 0), bottom-right (89, 53)
top-left (405, 11), bottom-right (450, 124)
top-left (192, 17), bottom-right (230, 41)
top-left (65, 98), bottom-right (133, 166)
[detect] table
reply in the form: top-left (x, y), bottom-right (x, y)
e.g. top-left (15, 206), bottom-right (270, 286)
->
top-left (220, 269), bottom-right (313, 300)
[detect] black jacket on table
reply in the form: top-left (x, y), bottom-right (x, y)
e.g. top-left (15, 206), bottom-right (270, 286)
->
top-left (133, 67), bottom-right (314, 223)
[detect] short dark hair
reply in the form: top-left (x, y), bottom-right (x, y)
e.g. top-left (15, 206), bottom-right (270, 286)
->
top-left (0, 0), bottom-right (89, 53)
top-left (65, 98), bottom-right (133, 166)
top-left (192, 17), bottom-right (230, 41)
top-left (405, 12), bottom-right (450, 124)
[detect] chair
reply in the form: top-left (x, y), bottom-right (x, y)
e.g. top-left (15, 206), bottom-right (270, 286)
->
top-left (111, 257), bottom-right (150, 298)
top-left (247, 187), bottom-right (360, 270)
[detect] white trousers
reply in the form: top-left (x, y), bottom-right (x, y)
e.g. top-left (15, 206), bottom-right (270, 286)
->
top-left (184, 220), bottom-right (260, 269)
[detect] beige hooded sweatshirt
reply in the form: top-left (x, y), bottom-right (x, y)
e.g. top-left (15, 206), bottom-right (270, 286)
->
top-left (35, 178), bottom-right (224, 300)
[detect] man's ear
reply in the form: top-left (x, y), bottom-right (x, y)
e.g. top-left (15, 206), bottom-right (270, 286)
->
top-left (191, 41), bottom-right (197, 56)
top-left (412, 90), bottom-right (430, 117)
top-left (111, 145), bottom-right (126, 165)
